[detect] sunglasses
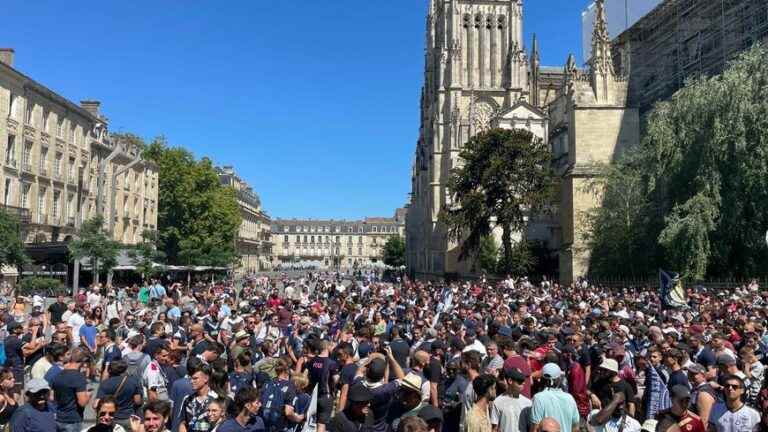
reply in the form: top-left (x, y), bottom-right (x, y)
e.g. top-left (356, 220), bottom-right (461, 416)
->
top-left (99, 411), bottom-right (116, 417)
top-left (723, 384), bottom-right (742, 390)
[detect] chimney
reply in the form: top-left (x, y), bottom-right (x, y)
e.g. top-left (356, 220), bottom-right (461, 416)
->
top-left (80, 100), bottom-right (101, 117)
top-left (0, 48), bottom-right (14, 67)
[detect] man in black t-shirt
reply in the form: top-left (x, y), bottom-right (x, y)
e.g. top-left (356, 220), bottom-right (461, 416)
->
top-left (3, 321), bottom-right (24, 393)
top-left (51, 347), bottom-right (91, 431)
top-left (389, 327), bottom-right (411, 370)
top-left (47, 294), bottom-right (68, 325)
top-left (300, 338), bottom-right (339, 430)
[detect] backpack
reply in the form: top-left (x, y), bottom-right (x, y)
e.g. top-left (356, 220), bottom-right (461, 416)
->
top-left (261, 379), bottom-right (292, 432)
top-left (124, 351), bottom-right (149, 381)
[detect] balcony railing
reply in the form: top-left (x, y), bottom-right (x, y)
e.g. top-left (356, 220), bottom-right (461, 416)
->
top-left (0, 204), bottom-right (31, 224)
top-left (5, 158), bottom-right (17, 168)
top-left (22, 161), bottom-right (33, 173)
top-left (40, 167), bottom-right (49, 177)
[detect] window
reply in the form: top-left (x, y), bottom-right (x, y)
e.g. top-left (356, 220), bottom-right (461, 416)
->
top-left (57, 119), bottom-right (64, 138)
top-left (68, 124), bottom-right (75, 142)
top-left (68, 157), bottom-right (76, 182)
top-left (53, 191), bottom-right (61, 219)
top-left (40, 147), bottom-right (49, 174)
top-left (311, 236), bottom-right (315, 243)
top-left (373, 226), bottom-right (378, 233)
top-left (3, 179), bottom-right (11, 206)
top-left (38, 186), bottom-right (47, 218)
top-left (21, 184), bottom-right (30, 209)
top-left (43, 111), bottom-right (51, 132)
top-left (284, 235), bottom-right (289, 242)
top-left (68, 193), bottom-right (75, 218)
top-left (22, 142), bottom-right (33, 169)
top-left (25, 101), bottom-right (33, 125)
top-left (5, 135), bottom-right (15, 164)
top-left (53, 153), bottom-right (62, 177)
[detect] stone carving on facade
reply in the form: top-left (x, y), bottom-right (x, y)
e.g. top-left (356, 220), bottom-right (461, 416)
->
top-left (472, 101), bottom-right (496, 132)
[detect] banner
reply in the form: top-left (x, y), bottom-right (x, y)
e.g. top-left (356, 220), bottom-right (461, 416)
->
top-left (301, 384), bottom-right (319, 432)
top-left (659, 269), bottom-right (688, 309)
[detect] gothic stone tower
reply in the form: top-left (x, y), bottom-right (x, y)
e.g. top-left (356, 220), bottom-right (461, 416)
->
top-left (548, 0), bottom-right (640, 284)
top-left (406, 0), bottom-right (548, 277)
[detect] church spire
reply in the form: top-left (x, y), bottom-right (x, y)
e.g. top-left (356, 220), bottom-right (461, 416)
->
top-left (590, 0), bottom-right (616, 102)
top-left (591, 0), bottom-right (614, 77)
top-left (530, 33), bottom-right (540, 107)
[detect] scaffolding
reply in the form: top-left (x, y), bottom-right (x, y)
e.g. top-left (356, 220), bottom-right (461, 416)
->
top-left (612, 0), bottom-right (768, 112)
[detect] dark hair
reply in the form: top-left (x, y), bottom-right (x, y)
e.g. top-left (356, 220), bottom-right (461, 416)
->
top-left (472, 374), bottom-right (497, 398)
top-left (461, 350), bottom-right (483, 371)
top-left (398, 416), bottom-right (429, 432)
top-left (186, 356), bottom-right (205, 376)
top-left (234, 386), bottom-right (261, 413)
top-left (46, 343), bottom-right (68, 362)
top-left (127, 335), bottom-right (144, 349)
top-left (96, 396), bottom-right (117, 413)
top-left (108, 359), bottom-right (128, 377)
top-left (143, 400), bottom-right (171, 419)
top-left (100, 328), bottom-right (117, 342)
top-left (335, 342), bottom-right (355, 359)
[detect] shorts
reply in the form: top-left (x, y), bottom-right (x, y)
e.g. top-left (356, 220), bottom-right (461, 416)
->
top-left (316, 396), bottom-right (333, 425)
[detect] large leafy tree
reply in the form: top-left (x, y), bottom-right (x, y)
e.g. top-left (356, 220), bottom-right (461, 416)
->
top-left (0, 209), bottom-right (29, 269)
top-left (128, 229), bottom-right (166, 280)
top-left (441, 128), bottom-right (554, 274)
top-left (587, 44), bottom-right (768, 279)
top-left (382, 236), bottom-right (405, 268)
top-left (69, 215), bottom-right (120, 285)
top-left (144, 138), bottom-right (241, 267)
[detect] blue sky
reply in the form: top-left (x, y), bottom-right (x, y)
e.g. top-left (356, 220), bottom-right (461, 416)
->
top-left (4, 0), bottom-right (593, 220)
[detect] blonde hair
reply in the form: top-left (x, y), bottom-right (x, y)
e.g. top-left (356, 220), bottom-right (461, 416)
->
top-left (291, 373), bottom-right (310, 392)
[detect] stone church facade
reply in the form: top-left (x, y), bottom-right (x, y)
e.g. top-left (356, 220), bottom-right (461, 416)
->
top-left (405, 0), bottom-right (639, 284)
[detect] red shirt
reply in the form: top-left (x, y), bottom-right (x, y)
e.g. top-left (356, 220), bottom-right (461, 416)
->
top-left (679, 412), bottom-right (706, 432)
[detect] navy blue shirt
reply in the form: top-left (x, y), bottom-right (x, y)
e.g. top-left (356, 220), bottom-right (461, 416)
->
top-left (51, 369), bottom-right (88, 423)
top-left (11, 403), bottom-right (57, 432)
top-left (217, 416), bottom-right (266, 432)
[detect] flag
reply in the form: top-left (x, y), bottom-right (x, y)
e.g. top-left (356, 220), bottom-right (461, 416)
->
top-left (659, 269), bottom-right (688, 309)
top-left (301, 385), bottom-right (319, 432)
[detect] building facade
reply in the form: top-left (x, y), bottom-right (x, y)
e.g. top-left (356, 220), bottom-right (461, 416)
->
top-left (611, 0), bottom-right (768, 113)
top-left (272, 209), bottom-right (406, 268)
top-left (0, 49), bottom-right (158, 253)
top-left (217, 166), bottom-right (273, 274)
top-left (406, 0), bottom-right (639, 283)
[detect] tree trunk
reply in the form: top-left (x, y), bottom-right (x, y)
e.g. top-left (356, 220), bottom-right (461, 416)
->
top-left (501, 222), bottom-right (513, 273)
top-left (94, 258), bottom-right (100, 285)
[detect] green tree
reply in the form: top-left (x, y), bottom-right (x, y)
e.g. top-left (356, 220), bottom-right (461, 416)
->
top-left (587, 44), bottom-right (768, 279)
top-left (144, 138), bottom-right (242, 267)
top-left (127, 230), bottom-right (166, 280)
top-left (0, 209), bottom-right (29, 270)
top-left (477, 235), bottom-right (499, 274)
top-left (382, 236), bottom-right (405, 268)
top-left (441, 128), bottom-right (554, 275)
top-left (68, 215), bottom-right (120, 285)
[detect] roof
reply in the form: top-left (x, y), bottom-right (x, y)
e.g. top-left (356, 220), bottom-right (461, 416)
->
top-left (0, 61), bottom-right (103, 125)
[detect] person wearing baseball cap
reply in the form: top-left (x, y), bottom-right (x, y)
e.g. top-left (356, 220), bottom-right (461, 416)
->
top-left (686, 364), bottom-right (716, 427)
top-left (491, 368), bottom-right (532, 432)
top-left (329, 383), bottom-right (374, 432)
top-left (655, 385), bottom-right (706, 432)
top-left (9, 378), bottom-right (56, 432)
top-left (530, 363), bottom-right (580, 432)
top-left (592, 358), bottom-right (638, 418)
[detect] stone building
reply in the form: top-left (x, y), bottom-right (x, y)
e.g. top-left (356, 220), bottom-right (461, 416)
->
top-left (611, 0), bottom-right (768, 113)
top-left (406, 0), bottom-right (639, 283)
top-left (0, 49), bottom-right (159, 255)
top-left (272, 209), bottom-right (406, 268)
top-left (217, 166), bottom-right (273, 274)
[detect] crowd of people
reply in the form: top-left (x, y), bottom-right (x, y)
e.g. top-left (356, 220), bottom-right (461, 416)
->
top-left (0, 273), bottom-right (766, 432)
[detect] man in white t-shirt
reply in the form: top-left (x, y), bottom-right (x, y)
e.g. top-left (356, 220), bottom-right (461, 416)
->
top-left (491, 368), bottom-right (532, 432)
top-left (67, 307), bottom-right (85, 347)
top-left (714, 375), bottom-right (760, 432)
top-left (87, 286), bottom-right (102, 309)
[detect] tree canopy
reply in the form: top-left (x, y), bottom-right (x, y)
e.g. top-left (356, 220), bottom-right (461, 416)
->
top-left (441, 128), bottom-right (554, 275)
top-left (143, 138), bottom-right (241, 267)
top-left (68, 215), bottom-right (121, 284)
top-left (128, 229), bottom-right (166, 280)
top-left (586, 44), bottom-right (768, 280)
top-left (382, 236), bottom-right (405, 268)
top-left (0, 209), bottom-right (29, 269)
